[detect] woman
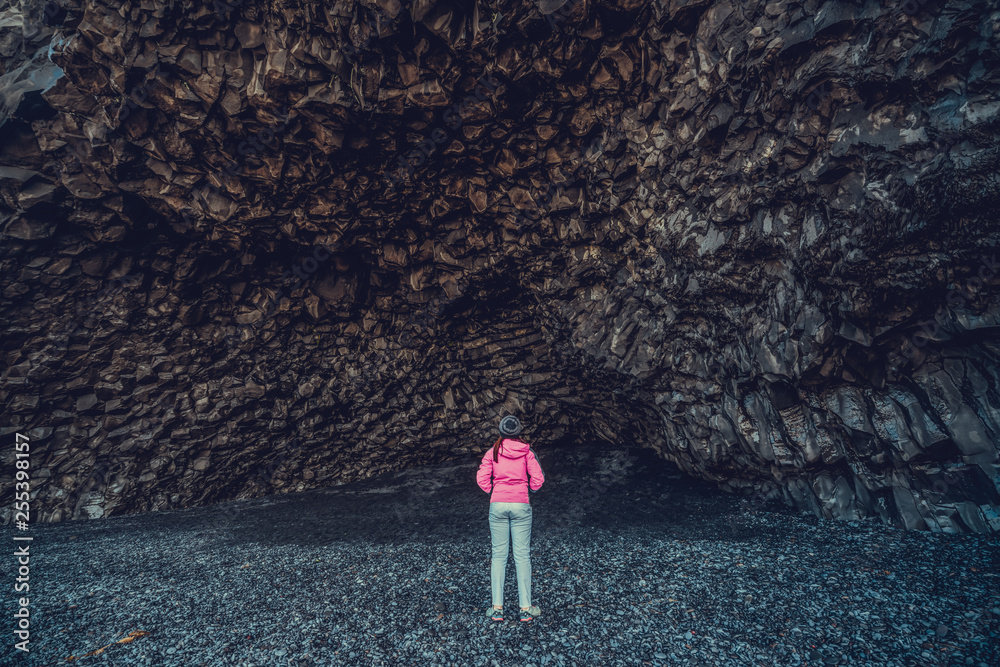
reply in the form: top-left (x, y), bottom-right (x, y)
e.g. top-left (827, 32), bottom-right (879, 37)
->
top-left (476, 415), bottom-right (545, 622)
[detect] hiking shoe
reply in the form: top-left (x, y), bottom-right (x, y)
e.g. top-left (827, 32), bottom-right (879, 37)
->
top-left (486, 606), bottom-right (504, 621)
top-left (519, 605), bottom-right (541, 622)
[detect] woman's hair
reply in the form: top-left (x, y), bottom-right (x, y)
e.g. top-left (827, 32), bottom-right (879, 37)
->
top-left (492, 436), bottom-right (503, 462)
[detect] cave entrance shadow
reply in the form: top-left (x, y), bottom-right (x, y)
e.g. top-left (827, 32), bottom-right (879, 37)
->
top-left (207, 442), bottom-right (796, 549)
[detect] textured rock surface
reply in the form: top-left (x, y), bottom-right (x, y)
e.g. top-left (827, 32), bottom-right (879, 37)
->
top-left (1, 0), bottom-right (999, 531)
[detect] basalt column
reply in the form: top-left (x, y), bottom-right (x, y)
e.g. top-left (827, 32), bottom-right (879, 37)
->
top-left (1, 0), bottom-right (998, 532)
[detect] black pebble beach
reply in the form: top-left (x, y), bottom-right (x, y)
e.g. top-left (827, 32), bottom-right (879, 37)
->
top-left (8, 445), bottom-right (999, 667)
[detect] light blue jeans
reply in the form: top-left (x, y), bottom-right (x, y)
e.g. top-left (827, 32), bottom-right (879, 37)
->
top-left (488, 502), bottom-right (532, 609)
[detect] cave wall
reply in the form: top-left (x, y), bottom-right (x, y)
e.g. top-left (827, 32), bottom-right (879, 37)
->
top-left (1, 0), bottom-right (999, 531)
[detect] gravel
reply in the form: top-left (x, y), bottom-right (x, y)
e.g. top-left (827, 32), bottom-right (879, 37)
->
top-left (7, 445), bottom-right (999, 667)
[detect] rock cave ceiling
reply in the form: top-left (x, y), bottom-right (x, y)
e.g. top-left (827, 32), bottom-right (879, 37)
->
top-left (1, 0), bottom-right (999, 531)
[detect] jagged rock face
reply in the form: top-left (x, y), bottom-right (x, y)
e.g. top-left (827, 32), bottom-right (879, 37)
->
top-left (1, 0), bottom-right (999, 531)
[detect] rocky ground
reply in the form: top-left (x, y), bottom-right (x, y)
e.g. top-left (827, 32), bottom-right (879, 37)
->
top-left (6, 445), bottom-right (998, 667)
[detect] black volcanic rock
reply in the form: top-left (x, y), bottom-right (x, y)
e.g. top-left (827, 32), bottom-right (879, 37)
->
top-left (1, 0), bottom-right (999, 532)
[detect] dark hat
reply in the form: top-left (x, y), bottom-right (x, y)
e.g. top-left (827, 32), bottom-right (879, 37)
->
top-left (499, 415), bottom-right (522, 436)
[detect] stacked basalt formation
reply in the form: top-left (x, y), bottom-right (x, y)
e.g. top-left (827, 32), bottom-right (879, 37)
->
top-left (1, 0), bottom-right (998, 531)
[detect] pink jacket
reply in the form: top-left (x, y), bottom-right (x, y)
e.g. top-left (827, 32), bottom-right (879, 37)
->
top-left (477, 438), bottom-right (545, 503)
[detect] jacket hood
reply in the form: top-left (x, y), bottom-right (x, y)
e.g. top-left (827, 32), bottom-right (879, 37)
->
top-left (498, 438), bottom-right (529, 459)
